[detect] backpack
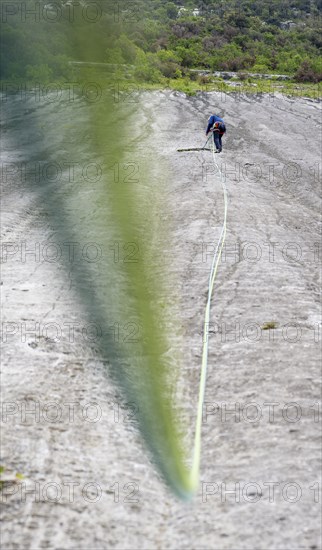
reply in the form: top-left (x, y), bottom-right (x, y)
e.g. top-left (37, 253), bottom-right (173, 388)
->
top-left (213, 121), bottom-right (226, 133)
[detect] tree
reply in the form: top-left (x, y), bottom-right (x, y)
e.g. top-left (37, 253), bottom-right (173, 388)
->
top-left (165, 2), bottom-right (178, 19)
top-left (115, 34), bottom-right (137, 63)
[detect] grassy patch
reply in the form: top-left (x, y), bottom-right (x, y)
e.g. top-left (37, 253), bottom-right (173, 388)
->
top-left (3, 71), bottom-right (320, 101)
top-left (0, 465), bottom-right (24, 491)
top-left (262, 321), bottom-right (278, 330)
top-left (124, 75), bottom-right (321, 99)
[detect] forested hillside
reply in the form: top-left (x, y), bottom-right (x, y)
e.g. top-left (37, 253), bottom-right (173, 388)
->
top-left (1, 0), bottom-right (321, 82)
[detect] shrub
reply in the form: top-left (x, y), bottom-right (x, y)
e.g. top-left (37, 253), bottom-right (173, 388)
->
top-left (26, 64), bottom-right (53, 83)
top-left (159, 61), bottom-right (182, 78)
top-left (294, 60), bottom-right (322, 83)
top-left (198, 74), bottom-right (212, 85)
top-left (134, 51), bottom-right (163, 83)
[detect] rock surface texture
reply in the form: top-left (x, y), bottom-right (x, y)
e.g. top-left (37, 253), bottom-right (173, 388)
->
top-left (1, 91), bottom-right (321, 549)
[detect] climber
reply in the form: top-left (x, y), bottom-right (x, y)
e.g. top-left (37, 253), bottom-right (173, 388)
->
top-left (205, 114), bottom-right (226, 153)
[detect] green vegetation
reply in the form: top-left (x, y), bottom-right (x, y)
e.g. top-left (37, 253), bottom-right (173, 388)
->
top-left (1, 0), bottom-right (321, 92)
top-left (262, 321), bottom-right (278, 330)
top-left (0, 465), bottom-right (24, 491)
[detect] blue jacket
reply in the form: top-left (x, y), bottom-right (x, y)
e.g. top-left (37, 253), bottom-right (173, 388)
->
top-left (206, 115), bottom-right (225, 134)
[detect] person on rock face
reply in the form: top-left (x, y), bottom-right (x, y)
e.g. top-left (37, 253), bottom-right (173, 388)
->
top-left (205, 114), bottom-right (226, 153)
